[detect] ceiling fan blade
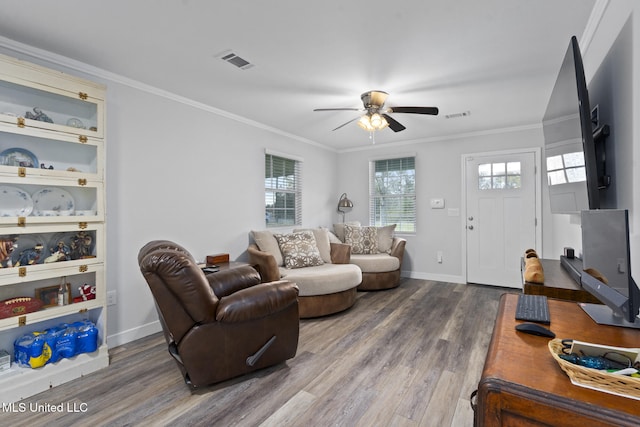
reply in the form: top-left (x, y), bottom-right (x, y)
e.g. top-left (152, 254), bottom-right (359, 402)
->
top-left (332, 117), bottom-right (359, 131)
top-left (390, 106), bottom-right (439, 115)
top-left (382, 114), bottom-right (406, 132)
top-left (314, 108), bottom-right (361, 112)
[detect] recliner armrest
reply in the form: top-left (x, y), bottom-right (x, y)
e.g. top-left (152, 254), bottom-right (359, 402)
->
top-left (206, 265), bottom-right (261, 298)
top-left (216, 280), bottom-right (299, 322)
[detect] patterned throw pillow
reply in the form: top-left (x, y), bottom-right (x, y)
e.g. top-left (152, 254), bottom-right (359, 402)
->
top-left (344, 225), bottom-right (378, 254)
top-left (274, 230), bottom-right (325, 269)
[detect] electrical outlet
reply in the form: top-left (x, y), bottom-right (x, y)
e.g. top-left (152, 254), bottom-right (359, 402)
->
top-left (107, 290), bottom-right (117, 306)
top-left (437, 251), bottom-right (443, 264)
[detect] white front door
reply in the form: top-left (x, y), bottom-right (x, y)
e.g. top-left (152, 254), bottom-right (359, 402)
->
top-left (464, 150), bottom-right (538, 288)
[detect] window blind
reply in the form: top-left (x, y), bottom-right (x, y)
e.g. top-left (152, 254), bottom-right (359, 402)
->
top-left (369, 156), bottom-right (416, 232)
top-left (265, 153), bottom-right (302, 227)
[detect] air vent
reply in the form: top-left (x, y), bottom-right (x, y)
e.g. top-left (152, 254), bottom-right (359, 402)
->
top-left (216, 50), bottom-right (254, 70)
top-left (445, 110), bottom-right (471, 119)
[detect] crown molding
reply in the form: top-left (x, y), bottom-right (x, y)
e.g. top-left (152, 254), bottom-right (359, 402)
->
top-left (0, 35), bottom-right (334, 152)
top-left (579, 0), bottom-right (609, 54)
top-left (338, 122), bottom-right (542, 154)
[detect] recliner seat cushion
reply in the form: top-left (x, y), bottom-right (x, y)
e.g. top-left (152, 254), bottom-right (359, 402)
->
top-left (350, 253), bottom-right (400, 273)
top-left (278, 264), bottom-right (361, 297)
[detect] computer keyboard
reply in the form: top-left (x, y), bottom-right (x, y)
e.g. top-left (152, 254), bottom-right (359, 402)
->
top-left (515, 294), bottom-right (551, 324)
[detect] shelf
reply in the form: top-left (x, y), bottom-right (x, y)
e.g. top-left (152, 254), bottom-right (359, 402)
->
top-left (0, 178), bottom-right (103, 224)
top-left (0, 298), bottom-right (104, 332)
top-left (0, 344), bottom-right (108, 403)
top-left (0, 122), bottom-right (102, 179)
top-left (0, 51), bottom-right (107, 403)
top-left (0, 55), bottom-right (105, 138)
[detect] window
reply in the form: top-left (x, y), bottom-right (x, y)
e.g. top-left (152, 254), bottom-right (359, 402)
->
top-left (265, 151), bottom-right (301, 227)
top-left (370, 156), bottom-right (416, 232)
top-left (546, 152), bottom-right (586, 186)
top-left (478, 161), bottom-right (522, 190)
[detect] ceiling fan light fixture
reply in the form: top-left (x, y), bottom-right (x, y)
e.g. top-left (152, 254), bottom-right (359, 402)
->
top-left (357, 113), bottom-right (388, 131)
top-left (361, 90), bottom-right (388, 108)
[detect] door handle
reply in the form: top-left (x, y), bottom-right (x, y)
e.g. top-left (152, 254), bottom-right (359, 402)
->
top-left (468, 225), bottom-right (474, 230)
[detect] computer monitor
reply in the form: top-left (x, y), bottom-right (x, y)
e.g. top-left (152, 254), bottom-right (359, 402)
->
top-left (580, 209), bottom-right (640, 328)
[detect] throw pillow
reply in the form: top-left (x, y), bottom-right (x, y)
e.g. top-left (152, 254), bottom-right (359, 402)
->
top-left (333, 221), bottom-right (361, 243)
top-left (344, 225), bottom-right (378, 254)
top-left (274, 230), bottom-right (325, 269)
top-left (377, 224), bottom-right (397, 253)
top-left (294, 228), bottom-right (332, 263)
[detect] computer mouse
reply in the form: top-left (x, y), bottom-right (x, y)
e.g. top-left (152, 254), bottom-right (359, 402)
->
top-left (515, 322), bottom-right (556, 338)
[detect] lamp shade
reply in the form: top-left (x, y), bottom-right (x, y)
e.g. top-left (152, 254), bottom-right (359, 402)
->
top-left (337, 193), bottom-right (353, 212)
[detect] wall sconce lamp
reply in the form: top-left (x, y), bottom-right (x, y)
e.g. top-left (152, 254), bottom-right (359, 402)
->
top-left (337, 193), bottom-right (353, 222)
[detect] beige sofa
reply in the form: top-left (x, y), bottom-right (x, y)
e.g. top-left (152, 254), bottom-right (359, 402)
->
top-left (248, 228), bottom-right (361, 318)
top-left (331, 223), bottom-right (406, 291)
top-left (248, 224), bottom-right (406, 317)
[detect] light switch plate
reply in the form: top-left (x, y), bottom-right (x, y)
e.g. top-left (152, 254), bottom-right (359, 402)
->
top-left (430, 198), bottom-right (445, 209)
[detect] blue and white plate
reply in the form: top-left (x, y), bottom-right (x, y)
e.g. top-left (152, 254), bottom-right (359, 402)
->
top-left (0, 185), bottom-right (33, 217)
top-left (0, 148), bottom-right (38, 168)
top-left (32, 187), bottom-right (75, 216)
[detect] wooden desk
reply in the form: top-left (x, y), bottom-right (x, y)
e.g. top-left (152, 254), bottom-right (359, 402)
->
top-left (476, 293), bottom-right (640, 426)
top-left (522, 258), bottom-right (601, 303)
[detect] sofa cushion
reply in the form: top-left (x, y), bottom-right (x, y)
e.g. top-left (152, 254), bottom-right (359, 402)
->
top-left (275, 231), bottom-right (325, 269)
top-left (333, 221), bottom-right (361, 243)
top-left (278, 263), bottom-right (362, 296)
top-left (350, 253), bottom-right (400, 273)
top-left (322, 227), bottom-right (343, 244)
top-left (251, 230), bottom-right (283, 266)
top-left (377, 224), bottom-right (397, 253)
top-left (294, 228), bottom-right (332, 264)
top-left (344, 225), bottom-right (378, 254)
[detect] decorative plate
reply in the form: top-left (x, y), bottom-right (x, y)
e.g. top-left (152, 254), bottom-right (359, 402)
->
top-left (32, 187), bottom-right (75, 216)
top-left (0, 148), bottom-right (38, 168)
top-left (0, 186), bottom-right (34, 217)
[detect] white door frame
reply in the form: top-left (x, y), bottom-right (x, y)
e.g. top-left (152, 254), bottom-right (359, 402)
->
top-left (460, 147), bottom-right (543, 284)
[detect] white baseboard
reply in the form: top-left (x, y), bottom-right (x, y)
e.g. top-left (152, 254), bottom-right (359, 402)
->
top-left (106, 320), bottom-right (162, 348)
top-left (402, 270), bottom-right (466, 284)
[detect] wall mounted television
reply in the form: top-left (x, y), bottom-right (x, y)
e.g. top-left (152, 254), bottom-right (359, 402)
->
top-left (543, 36), bottom-right (608, 214)
top-left (580, 209), bottom-right (640, 329)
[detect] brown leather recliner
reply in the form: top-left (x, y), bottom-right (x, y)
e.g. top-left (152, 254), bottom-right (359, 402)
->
top-left (138, 240), bottom-right (300, 387)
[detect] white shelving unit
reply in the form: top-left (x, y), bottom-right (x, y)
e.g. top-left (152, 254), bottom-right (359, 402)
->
top-left (0, 53), bottom-right (108, 403)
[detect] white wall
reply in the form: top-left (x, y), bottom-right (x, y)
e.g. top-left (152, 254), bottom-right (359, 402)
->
top-left (336, 126), bottom-right (544, 284)
top-left (0, 0), bottom-right (637, 347)
top-left (0, 42), bottom-right (339, 347)
top-left (105, 83), bottom-right (339, 345)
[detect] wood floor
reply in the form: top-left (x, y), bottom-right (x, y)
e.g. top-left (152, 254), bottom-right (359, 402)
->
top-left (6, 279), bottom-right (511, 427)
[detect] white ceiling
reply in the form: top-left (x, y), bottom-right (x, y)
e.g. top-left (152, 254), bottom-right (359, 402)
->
top-left (0, 0), bottom-right (597, 151)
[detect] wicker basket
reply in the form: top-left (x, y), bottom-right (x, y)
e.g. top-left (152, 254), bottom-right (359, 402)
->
top-left (549, 338), bottom-right (640, 400)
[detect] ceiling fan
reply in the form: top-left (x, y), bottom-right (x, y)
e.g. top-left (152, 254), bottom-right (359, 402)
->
top-left (314, 90), bottom-right (439, 133)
